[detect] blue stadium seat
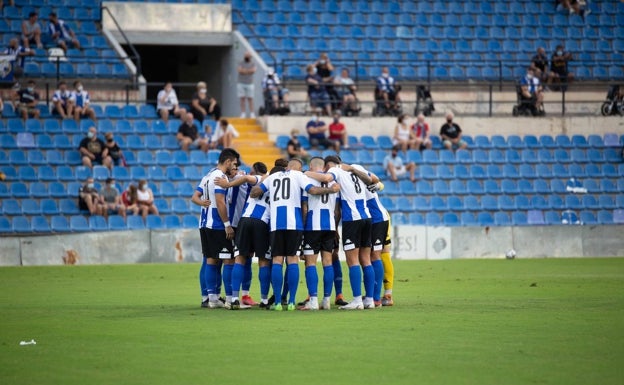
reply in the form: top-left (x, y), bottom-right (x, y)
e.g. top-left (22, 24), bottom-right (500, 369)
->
top-left (49, 182), bottom-right (66, 198)
top-left (19, 165), bottom-right (37, 181)
top-left (2, 199), bottom-right (21, 215)
top-left (518, 180), bottom-right (534, 194)
top-left (166, 166), bottom-right (185, 181)
top-left (50, 216), bottom-right (70, 232)
top-left (481, 195), bottom-right (498, 210)
top-left (60, 199), bottom-right (80, 215)
top-left (548, 195), bottom-right (565, 210)
top-left (145, 215), bottom-right (163, 229)
top-left (413, 196), bottom-right (430, 211)
top-left (498, 196), bottom-right (515, 211)
top-left (21, 198), bottom-right (40, 215)
top-left (11, 216), bottom-right (31, 233)
top-left (10, 182), bottom-right (28, 198)
top-left (471, 165), bottom-right (487, 180)
top-left (460, 212), bottom-right (477, 226)
top-left (483, 180), bottom-right (500, 195)
top-left (108, 215), bottom-right (127, 230)
top-left (511, 212), bottom-right (527, 226)
top-left (164, 215), bottom-right (181, 229)
top-left (430, 196), bottom-right (448, 212)
top-left (127, 215), bottom-right (145, 230)
top-left (70, 216), bottom-right (89, 232)
top-left (182, 215), bottom-right (198, 228)
top-left (493, 212), bottom-right (510, 226)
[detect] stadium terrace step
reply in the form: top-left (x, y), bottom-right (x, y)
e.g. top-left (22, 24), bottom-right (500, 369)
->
top-left (228, 118), bottom-right (283, 167)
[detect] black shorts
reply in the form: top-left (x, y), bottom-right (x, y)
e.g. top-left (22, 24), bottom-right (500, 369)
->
top-left (270, 230), bottom-right (303, 257)
top-left (200, 227), bottom-right (234, 259)
top-left (303, 230), bottom-right (336, 255)
top-left (371, 220), bottom-right (390, 252)
top-left (235, 218), bottom-right (270, 259)
top-left (310, 136), bottom-right (335, 149)
top-left (341, 219), bottom-right (372, 251)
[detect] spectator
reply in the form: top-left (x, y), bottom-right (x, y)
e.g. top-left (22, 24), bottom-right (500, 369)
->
top-left (21, 11), bottom-right (43, 49)
top-left (328, 112), bottom-right (348, 149)
top-left (156, 82), bottom-right (185, 123)
top-left (78, 177), bottom-right (103, 215)
top-left (383, 145), bottom-right (416, 182)
top-left (306, 114), bottom-right (339, 152)
top-left (177, 112), bottom-right (209, 152)
top-left (392, 114), bottom-right (415, 153)
top-left (12, 79), bottom-right (40, 121)
top-left (286, 129), bottom-right (309, 161)
top-left (52, 80), bottom-right (73, 119)
top-left (305, 64), bottom-right (332, 116)
top-left (4, 37), bottom-right (34, 79)
top-left (530, 47), bottom-right (549, 83)
top-left (262, 67), bottom-right (290, 114)
top-left (104, 132), bottom-right (124, 166)
top-left (209, 118), bottom-right (239, 150)
top-left (79, 126), bottom-right (113, 169)
top-left (0, 95), bottom-right (3, 116)
top-left (520, 67), bottom-right (545, 116)
top-left (136, 179), bottom-right (158, 219)
top-left (47, 12), bottom-right (80, 53)
top-left (411, 114), bottom-right (433, 150)
top-left (71, 80), bottom-right (96, 121)
top-left (314, 53), bottom-right (339, 109)
top-left (376, 66), bottom-right (402, 114)
top-left (333, 68), bottom-right (359, 114)
top-left (121, 184), bottom-right (140, 216)
top-left (548, 45), bottom-right (574, 90)
top-left (439, 112), bottom-right (468, 151)
top-left (190, 81), bottom-right (221, 122)
top-left (100, 178), bottom-right (126, 219)
top-left (237, 51), bottom-right (256, 118)
top-left (557, 0), bottom-right (590, 19)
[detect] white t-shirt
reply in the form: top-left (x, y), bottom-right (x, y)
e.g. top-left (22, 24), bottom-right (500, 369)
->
top-left (211, 124), bottom-right (240, 142)
top-left (157, 89), bottom-right (179, 110)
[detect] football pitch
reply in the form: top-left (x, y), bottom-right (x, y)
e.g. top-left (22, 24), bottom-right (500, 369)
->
top-left (1, 258), bottom-right (623, 385)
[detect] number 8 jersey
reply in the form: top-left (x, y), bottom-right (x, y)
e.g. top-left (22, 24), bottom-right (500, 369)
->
top-left (259, 170), bottom-right (313, 231)
top-left (327, 164), bottom-right (371, 222)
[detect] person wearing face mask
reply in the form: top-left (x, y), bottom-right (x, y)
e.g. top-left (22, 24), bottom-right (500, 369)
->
top-left (237, 51), bottom-right (256, 118)
top-left (547, 45), bottom-right (574, 91)
top-left (157, 82), bottom-right (186, 123)
top-left (305, 64), bottom-right (332, 117)
top-left (411, 114), bottom-right (433, 151)
top-left (71, 81), bottom-right (97, 122)
top-left (286, 129), bottom-right (310, 162)
top-left (21, 11), bottom-right (43, 49)
top-left (314, 53), bottom-right (339, 111)
top-left (530, 47), bottom-right (549, 83)
top-left (383, 145), bottom-right (416, 183)
top-left (262, 68), bottom-right (290, 115)
top-left (52, 81), bottom-right (74, 119)
top-left (3, 37), bottom-right (34, 80)
top-left (328, 113), bottom-right (348, 150)
top-left (306, 113), bottom-right (339, 152)
top-left (104, 132), bottom-right (125, 166)
top-left (79, 126), bottom-right (113, 169)
top-left (439, 112), bottom-right (468, 152)
top-left (78, 177), bottom-right (104, 216)
top-left (136, 179), bottom-right (159, 220)
top-left (191, 81), bottom-right (221, 122)
top-left (375, 66), bottom-right (402, 116)
top-left (12, 79), bottom-right (40, 121)
top-left (100, 178), bottom-right (127, 219)
top-left (519, 68), bottom-right (545, 116)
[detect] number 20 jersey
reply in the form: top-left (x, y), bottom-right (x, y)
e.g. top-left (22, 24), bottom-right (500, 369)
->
top-left (259, 170), bottom-right (312, 231)
top-left (327, 164), bottom-right (371, 222)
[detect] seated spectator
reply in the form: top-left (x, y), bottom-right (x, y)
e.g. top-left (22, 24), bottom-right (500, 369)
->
top-left (104, 132), bottom-right (124, 166)
top-left (71, 81), bottom-right (96, 121)
top-left (305, 64), bottom-right (332, 116)
top-left (314, 53), bottom-right (339, 109)
top-left (100, 178), bottom-right (126, 219)
top-left (392, 114), bottom-right (415, 153)
top-left (548, 45), bottom-right (574, 91)
top-left (440, 112), bottom-right (468, 151)
top-left (12, 80), bottom-right (40, 121)
top-left (21, 11), bottom-right (42, 49)
top-left (137, 179), bottom-right (158, 219)
top-left (328, 113), bottom-right (348, 149)
top-left (557, 0), bottom-right (590, 19)
top-left (156, 82), bottom-right (185, 123)
top-left (209, 118), bottom-right (239, 150)
top-left (520, 68), bottom-right (545, 116)
top-left (79, 126), bottom-right (113, 169)
top-left (177, 112), bottom-right (209, 152)
top-left (47, 12), bottom-right (80, 53)
top-left (383, 146), bottom-right (416, 182)
top-left (78, 177), bottom-right (103, 215)
top-left (530, 47), bottom-right (549, 83)
top-left (411, 114), bottom-right (433, 150)
top-left (376, 66), bottom-right (402, 114)
top-left (286, 129), bottom-right (309, 161)
top-left (121, 184), bottom-right (140, 216)
top-left (190, 81), bottom-right (221, 121)
top-left (0, 95), bottom-right (3, 116)
top-left (262, 67), bottom-right (290, 113)
top-left (4, 37), bottom-right (34, 80)
top-left (333, 68), bottom-right (359, 113)
top-left (306, 114), bottom-right (339, 152)
top-left (52, 81), bottom-right (73, 119)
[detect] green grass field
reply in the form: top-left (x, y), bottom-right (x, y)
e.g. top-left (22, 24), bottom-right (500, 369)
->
top-left (1, 258), bottom-right (623, 385)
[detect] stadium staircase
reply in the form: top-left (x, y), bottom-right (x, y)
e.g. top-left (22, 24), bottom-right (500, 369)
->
top-left (229, 117), bottom-right (282, 167)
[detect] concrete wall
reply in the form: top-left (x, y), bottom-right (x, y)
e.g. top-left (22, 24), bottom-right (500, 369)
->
top-left (1, 225), bottom-right (622, 266)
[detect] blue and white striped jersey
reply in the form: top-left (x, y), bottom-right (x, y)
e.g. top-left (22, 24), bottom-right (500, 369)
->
top-left (365, 187), bottom-right (390, 224)
top-left (196, 168), bottom-right (228, 229)
top-left (241, 189), bottom-right (270, 224)
top-left (304, 177), bottom-right (338, 231)
top-left (259, 170), bottom-right (312, 231)
top-left (228, 174), bottom-right (260, 227)
top-left (327, 164), bottom-right (370, 222)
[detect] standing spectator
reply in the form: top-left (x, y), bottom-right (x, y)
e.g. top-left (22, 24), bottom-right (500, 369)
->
top-left (79, 126), bottom-right (113, 169)
top-left (440, 112), bottom-right (468, 151)
top-left (392, 114), bottom-right (415, 153)
top-left (177, 112), bottom-right (209, 152)
top-left (209, 118), bottom-right (239, 150)
top-left (383, 146), bottom-right (416, 182)
top-left (191, 81), bottom-right (221, 122)
top-left (12, 79), bottom-right (40, 121)
top-left (376, 66), bottom-right (401, 115)
top-left (530, 47), bottom-right (549, 83)
top-left (121, 184), bottom-right (140, 216)
top-left (4, 37), bottom-right (34, 79)
top-left (306, 114), bottom-right (339, 152)
top-left (100, 178), bottom-right (126, 219)
top-left (156, 82), bottom-right (185, 123)
top-left (328, 112), bottom-right (348, 149)
top-left (286, 129), bottom-right (309, 161)
top-left (333, 68), bottom-right (359, 114)
top-left (314, 53), bottom-right (339, 110)
top-left (520, 68), bottom-right (545, 115)
top-left (548, 45), bottom-right (574, 90)
top-left (71, 80), bottom-right (96, 121)
top-left (237, 51), bottom-right (256, 118)
top-left (47, 12), bottom-right (80, 53)
top-left (104, 132), bottom-right (124, 166)
top-left (262, 68), bottom-right (290, 114)
top-left (78, 177), bottom-right (103, 215)
top-left (21, 11), bottom-right (43, 49)
top-left (52, 81), bottom-right (73, 119)
top-left (411, 114), bottom-right (433, 150)
top-left (136, 179), bottom-right (158, 219)
top-left (305, 64), bottom-right (332, 116)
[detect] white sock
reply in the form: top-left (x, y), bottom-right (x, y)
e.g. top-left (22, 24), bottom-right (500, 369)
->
top-left (384, 289), bottom-right (393, 296)
top-left (241, 290), bottom-right (249, 296)
top-left (208, 294), bottom-right (218, 302)
top-left (226, 295), bottom-right (232, 303)
top-left (202, 295), bottom-right (209, 302)
top-left (232, 296), bottom-right (239, 303)
top-left (261, 298), bottom-right (268, 304)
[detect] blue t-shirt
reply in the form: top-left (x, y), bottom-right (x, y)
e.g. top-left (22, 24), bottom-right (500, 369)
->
top-left (306, 120), bottom-right (326, 140)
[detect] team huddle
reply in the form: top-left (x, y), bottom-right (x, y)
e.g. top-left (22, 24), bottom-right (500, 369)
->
top-left (191, 148), bottom-right (395, 311)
